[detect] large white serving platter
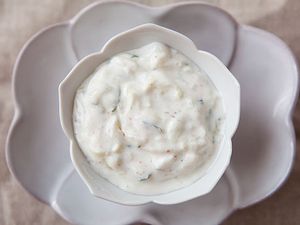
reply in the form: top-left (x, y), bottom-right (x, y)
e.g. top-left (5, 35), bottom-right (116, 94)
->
top-left (6, 1), bottom-right (298, 224)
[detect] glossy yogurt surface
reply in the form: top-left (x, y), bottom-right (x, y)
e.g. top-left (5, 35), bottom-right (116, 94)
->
top-left (73, 42), bottom-right (224, 194)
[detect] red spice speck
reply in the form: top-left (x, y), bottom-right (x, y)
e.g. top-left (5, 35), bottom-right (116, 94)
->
top-left (166, 150), bottom-right (171, 153)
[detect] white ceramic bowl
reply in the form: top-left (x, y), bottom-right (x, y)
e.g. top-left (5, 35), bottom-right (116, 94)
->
top-left (58, 23), bottom-right (240, 205)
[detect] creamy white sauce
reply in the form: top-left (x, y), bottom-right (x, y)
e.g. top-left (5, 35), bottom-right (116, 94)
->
top-left (73, 42), bottom-right (224, 195)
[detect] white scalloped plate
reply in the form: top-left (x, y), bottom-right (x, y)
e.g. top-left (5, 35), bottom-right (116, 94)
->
top-left (6, 1), bottom-right (298, 225)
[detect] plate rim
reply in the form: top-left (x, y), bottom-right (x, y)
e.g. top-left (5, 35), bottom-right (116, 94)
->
top-left (233, 24), bottom-right (299, 208)
top-left (5, 0), bottom-right (299, 223)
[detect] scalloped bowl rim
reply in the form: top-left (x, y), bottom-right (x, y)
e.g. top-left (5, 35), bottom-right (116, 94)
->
top-left (58, 23), bottom-right (240, 205)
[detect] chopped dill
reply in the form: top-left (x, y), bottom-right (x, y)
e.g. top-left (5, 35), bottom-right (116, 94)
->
top-left (143, 121), bottom-right (163, 134)
top-left (139, 174), bottom-right (152, 181)
top-left (131, 54), bottom-right (139, 58)
top-left (111, 88), bottom-right (121, 112)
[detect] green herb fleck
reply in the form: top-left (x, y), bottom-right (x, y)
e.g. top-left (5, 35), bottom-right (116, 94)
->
top-left (206, 108), bottom-right (213, 120)
top-left (139, 174), bottom-right (152, 182)
top-left (143, 121), bottom-right (163, 134)
top-left (212, 136), bottom-right (215, 144)
top-left (111, 106), bottom-right (117, 112)
top-left (117, 122), bottom-right (126, 137)
top-left (198, 99), bottom-right (204, 104)
top-left (111, 88), bottom-right (121, 112)
top-left (131, 54), bottom-right (139, 58)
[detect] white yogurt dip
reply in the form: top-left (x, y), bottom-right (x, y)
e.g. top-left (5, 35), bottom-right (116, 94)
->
top-left (73, 42), bottom-right (224, 195)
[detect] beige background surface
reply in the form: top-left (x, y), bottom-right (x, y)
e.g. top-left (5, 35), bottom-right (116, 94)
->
top-left (1, 0), bottom-right (300, 224)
